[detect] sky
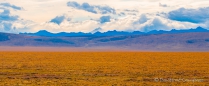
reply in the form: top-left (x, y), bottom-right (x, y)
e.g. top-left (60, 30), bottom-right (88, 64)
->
top-left (0, 0), bottom-right (209, 33)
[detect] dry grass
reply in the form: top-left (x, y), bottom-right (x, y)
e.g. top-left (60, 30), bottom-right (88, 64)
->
top-left (0, 52), bottom-right (208, 85)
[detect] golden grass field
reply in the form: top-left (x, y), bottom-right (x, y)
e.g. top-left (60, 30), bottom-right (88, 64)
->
top-left (0, 52), bottom-right (208, 85)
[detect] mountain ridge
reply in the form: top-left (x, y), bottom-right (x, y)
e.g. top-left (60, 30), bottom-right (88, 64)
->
top-left (19, 27), bottom-right (209, 37)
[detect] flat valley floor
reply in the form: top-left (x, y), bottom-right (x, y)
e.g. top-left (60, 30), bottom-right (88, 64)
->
top-left (0, 52), bottom-right (208, 85)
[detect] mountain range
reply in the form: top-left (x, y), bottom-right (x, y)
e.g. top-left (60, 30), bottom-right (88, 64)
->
top-left (0, 27), bottom-right (209, 51)
top-left (20, 27), bottom-right (209, 37)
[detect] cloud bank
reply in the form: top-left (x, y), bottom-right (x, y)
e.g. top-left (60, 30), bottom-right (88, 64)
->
top-left (168, 7), bottom-right (209, 23)
top-left (0, 1), bottom-right (208, 33)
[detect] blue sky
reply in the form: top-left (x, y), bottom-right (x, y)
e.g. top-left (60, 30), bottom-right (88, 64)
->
top-left (0, 0), bottom-right (209, 33)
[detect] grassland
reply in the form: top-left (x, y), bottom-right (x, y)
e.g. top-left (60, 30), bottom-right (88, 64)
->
top-left (0, 52), bottom-right (208, 85)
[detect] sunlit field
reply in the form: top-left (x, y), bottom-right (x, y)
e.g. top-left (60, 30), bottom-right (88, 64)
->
top-left (0, 52), bottom-right (208, 85)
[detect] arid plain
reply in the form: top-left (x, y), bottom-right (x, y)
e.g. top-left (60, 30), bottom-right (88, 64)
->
top-left (0, 48), bottom-right (208, 85)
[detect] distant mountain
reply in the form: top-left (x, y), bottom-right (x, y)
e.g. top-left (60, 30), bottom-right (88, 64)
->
top-left (148, 26), bottom-right (209, 34)
top-left (0, 33), bottom-right (10, 41)
top-left (1, 31), bottom-right (209, 51)
top-left (21, 30), bottom-right (93, 37)
top-left (20, 27), bottom-right (209, 37)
